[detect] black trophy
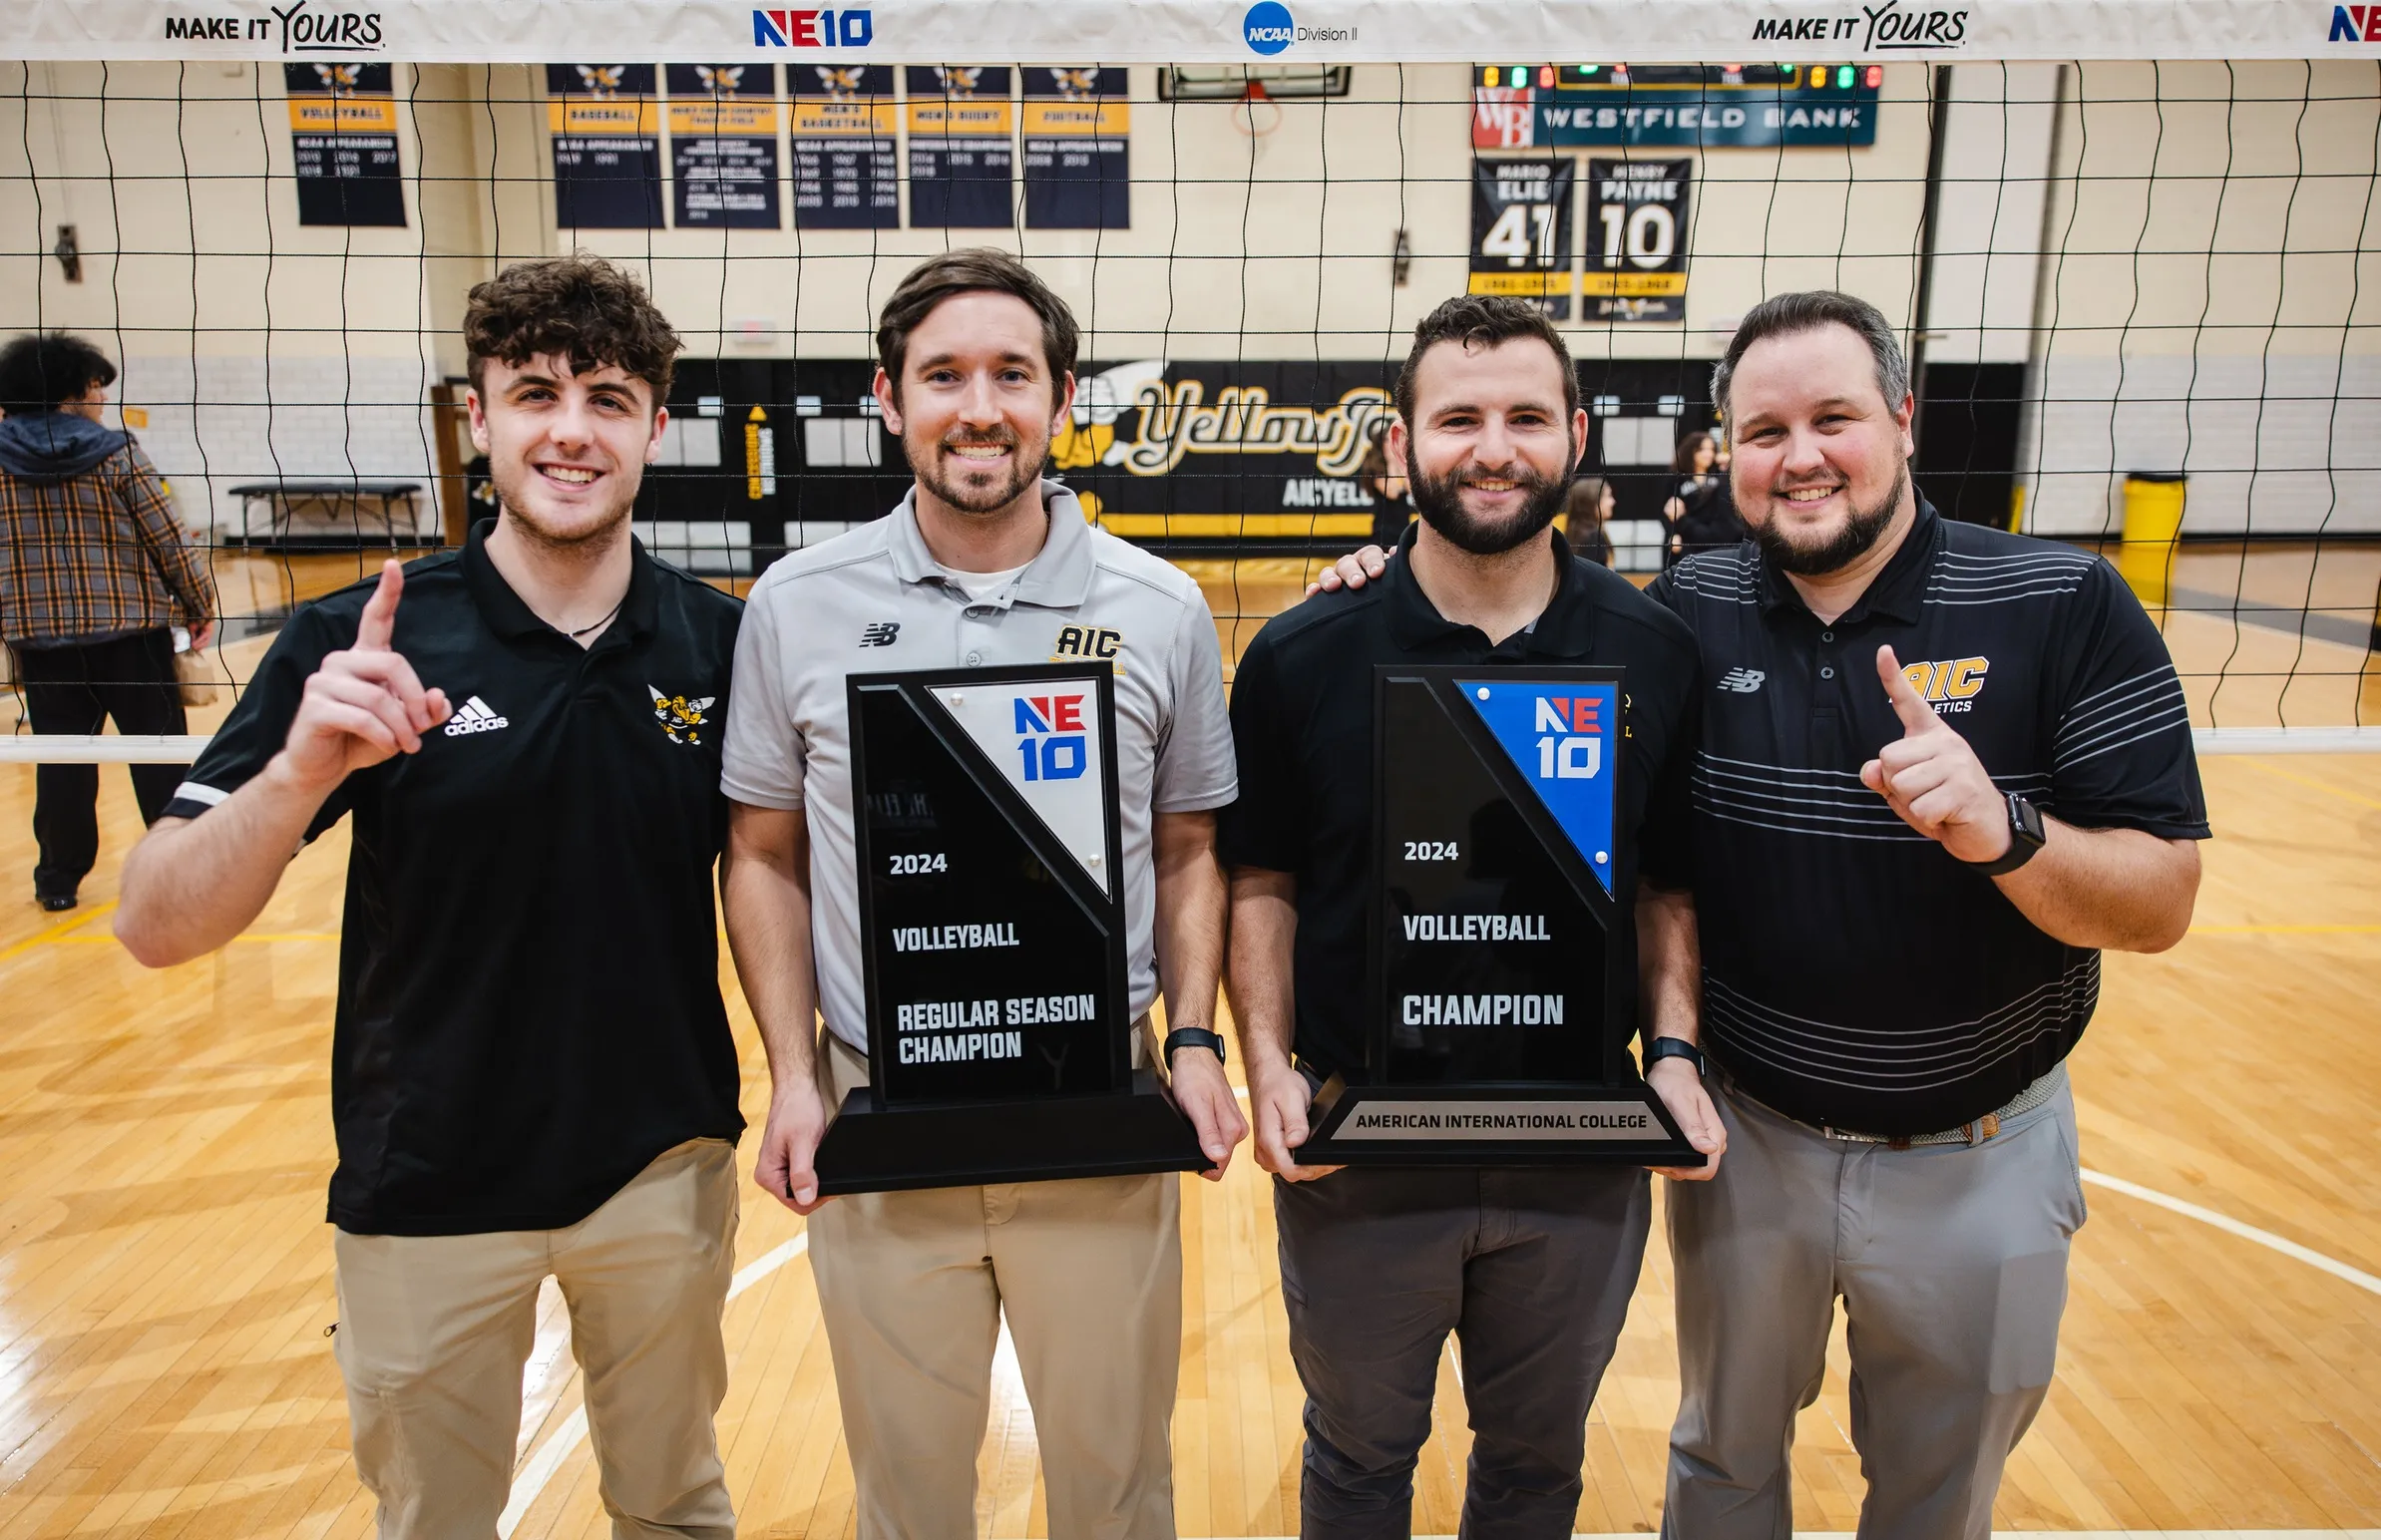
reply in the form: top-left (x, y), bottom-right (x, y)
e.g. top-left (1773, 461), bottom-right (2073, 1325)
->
top-left (1298, 664), bottom-right (1701, 1166)
top-left (813, 661), bottom-right (1213, 1195)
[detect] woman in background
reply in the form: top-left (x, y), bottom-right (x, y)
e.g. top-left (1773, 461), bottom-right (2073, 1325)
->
top-left (1564, 475), bottom-right (1616, 568)
top-left (1661, 430), bottom-right (1741, 566)
top-left (1361, 421), bottom-right (1411, 548)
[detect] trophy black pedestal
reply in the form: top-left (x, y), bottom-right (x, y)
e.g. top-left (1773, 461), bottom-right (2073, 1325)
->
top-left (814, 1070), bottom-right (1213, 1196)
top-left (1296, 1075), bottom-right (1702, 1168)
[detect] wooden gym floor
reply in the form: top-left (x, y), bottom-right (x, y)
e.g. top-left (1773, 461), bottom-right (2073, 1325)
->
top-left (0, 549), bottom-right (2377, 1538)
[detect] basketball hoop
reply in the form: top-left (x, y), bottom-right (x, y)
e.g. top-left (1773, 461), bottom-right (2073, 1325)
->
top-left (1231, 78), bottom-right (1283, 138)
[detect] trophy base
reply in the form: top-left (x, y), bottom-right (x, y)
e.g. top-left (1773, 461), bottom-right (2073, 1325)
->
top-left (813, 1068), bottom-right (1216, 1196)
top-left (1296, 1075), bottom-right (1705, 1167)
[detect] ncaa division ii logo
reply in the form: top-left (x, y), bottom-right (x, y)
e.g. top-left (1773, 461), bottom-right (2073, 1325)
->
top-left (1245, 1), bottom-right (1295, 54)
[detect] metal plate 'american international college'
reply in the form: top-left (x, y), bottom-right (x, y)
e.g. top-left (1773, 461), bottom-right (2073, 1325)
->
top-left (1333, 1100), bottom-right (1663, 1140)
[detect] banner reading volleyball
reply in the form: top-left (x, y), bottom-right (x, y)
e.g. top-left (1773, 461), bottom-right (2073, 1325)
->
top-left (284, 63), bottom-right (403, 226)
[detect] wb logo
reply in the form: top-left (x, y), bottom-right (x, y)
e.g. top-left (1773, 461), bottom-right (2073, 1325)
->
top-left (1014, 694), bottom-right (1088, 782)
top-left (1532, 696), bottom-right (1603, 780)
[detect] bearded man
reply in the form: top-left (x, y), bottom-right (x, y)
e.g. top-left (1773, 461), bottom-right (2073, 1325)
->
top-left (117, 256), bottom-right (748, 1538)
top-left (1218, 293), bottom-right (1718, 1539)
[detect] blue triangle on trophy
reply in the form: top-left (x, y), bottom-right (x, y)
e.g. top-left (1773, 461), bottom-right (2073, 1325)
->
top-left (1456, 679), bottom-right (1621, 896)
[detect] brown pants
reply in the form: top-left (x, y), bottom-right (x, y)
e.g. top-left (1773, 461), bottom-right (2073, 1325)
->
top-left (809, 1034), bottom-right (1183, 1540)
top-left (332, 1139), bottom-right (740, 1539)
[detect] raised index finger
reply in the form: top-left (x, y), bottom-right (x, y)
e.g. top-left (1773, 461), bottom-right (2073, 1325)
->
top-left (1875, 644), bottom-right (1939, 736)
top-left (354, 561), bottom-right (404, 652)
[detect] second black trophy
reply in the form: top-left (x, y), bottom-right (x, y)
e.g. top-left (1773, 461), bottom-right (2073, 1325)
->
top-left (813, 661), bottom-right (1212, 1195)
top-left (1297, 664), bottom-right (1701, 1167)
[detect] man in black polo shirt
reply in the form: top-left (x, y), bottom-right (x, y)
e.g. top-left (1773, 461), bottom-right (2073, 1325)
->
top-left (1223, 294), bottom-right (1719, 1538)
top-left (1645, 291), bottom-right (2206, 1538)
top-left (115, 257), bottom-right (744, 1539)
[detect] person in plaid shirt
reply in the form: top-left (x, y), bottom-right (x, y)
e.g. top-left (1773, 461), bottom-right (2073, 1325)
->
top-left (0, 332), bottom-right (215, 912)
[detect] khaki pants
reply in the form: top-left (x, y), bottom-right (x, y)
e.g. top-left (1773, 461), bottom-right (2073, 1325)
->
top-left (810, 1033), bottom-right (1183, 1540)
top-left (333, 1138), bottom-right (741, 1539)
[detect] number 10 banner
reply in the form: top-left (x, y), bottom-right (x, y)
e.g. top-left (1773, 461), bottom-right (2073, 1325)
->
top-left (1584, 157), bottom-right (1692, 323)
top-left (1470, 157), bottom-right (1575, 322)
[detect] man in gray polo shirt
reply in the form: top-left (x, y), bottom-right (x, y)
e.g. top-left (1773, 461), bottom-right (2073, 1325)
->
top-left (719, 248), bottom-right (1245, 1540)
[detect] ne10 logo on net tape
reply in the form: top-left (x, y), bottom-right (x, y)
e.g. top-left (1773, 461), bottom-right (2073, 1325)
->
top-left (752, 8), bottom-right (874, 46)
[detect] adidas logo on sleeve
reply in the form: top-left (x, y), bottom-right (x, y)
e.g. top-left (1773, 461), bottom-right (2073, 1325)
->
top-left (443, 695), bottom-right (511, 736)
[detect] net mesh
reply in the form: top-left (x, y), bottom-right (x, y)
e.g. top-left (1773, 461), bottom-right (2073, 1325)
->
top-left (2, 57), bottom-right (2376, 753)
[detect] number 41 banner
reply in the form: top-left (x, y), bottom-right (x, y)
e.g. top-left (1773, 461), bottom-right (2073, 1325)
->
top-left (1585, 158), bottom-right (1692, 322)
top-left (1470, 158), bottom-right (1574, 322)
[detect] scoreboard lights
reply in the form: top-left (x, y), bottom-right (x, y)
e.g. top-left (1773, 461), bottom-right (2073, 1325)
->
top-left (1482, 64), bottom-right (1883, 90)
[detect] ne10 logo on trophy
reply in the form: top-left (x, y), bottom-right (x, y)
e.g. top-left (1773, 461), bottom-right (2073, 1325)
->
top-left (1296, 664), bottom-right (1701, 1166)
top-left (813, 662), bottom-right (1211, 1194)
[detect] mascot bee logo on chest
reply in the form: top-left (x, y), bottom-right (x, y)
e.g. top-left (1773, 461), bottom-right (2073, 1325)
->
top-left (647, 686), bottom-right (716, 746)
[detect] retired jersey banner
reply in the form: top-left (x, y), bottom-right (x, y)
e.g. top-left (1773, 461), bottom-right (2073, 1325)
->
top-left (1470, 158), bottom-right (1575, 322)
top-left (789, 62), bottom-right (898, 228)
top-left (907, 65), bottom-right (1015, 227)
top-left (666, 63), bottom-right (782, 228)
top-left (547, 63), bottom-right (663, 228)
top-left (1583, 157), bottom-right (1690, 321)
top-left (1022, 67), bottom-right (1129, 230)
top-left (284, 63), bottom-right (403, 226)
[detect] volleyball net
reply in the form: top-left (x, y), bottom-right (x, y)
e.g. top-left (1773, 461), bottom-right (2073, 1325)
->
top-left (2, 4), bottom-right (2377, 762)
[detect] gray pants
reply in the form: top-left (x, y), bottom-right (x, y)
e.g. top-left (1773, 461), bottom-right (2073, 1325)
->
top-left (1274, 1165), bottom-right (1651, 1540)
top-left (1663, 1072), bottom-right (2088, 1540)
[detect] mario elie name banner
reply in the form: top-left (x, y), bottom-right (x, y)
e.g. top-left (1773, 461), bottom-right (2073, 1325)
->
top-left (810, 662), bottom-right (1210, 1195)
top-left (1298, 665), bottom-right (1700, 1166)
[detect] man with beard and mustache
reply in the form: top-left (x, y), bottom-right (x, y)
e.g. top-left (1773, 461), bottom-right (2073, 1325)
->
top-left (719, 247), bottom-right (1244, 1540)
top-left (1219, 293), bottom-right (1717, 1537)
top-left (1314, 290), bottom-right (2207, 1540)
top-left (115, 256), bottom-right (747, 1537)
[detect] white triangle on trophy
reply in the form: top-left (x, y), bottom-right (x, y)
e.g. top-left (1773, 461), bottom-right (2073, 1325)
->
top-left (929, 677), bottom-right (1112, 897)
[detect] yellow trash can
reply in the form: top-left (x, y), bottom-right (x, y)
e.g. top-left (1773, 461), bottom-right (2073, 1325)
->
top-left (2117, 471), bottom-right (2186, 607)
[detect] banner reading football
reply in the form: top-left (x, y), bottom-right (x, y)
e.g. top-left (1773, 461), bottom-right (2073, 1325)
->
top-left (1469, 158), bottom-right (1574, 322)
top-left (1584, 158), bottom-right (1691, 322)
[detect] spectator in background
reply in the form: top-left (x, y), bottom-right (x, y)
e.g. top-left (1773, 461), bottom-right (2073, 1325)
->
top-left (1662, 430), bottom-right (1743, 566)
top-left (1565, 475), bottom-right (1617, 567)
top-left (1360, 420), bottom-right (1411, 548)
top-left (0, 332), bottom-right (215, 912)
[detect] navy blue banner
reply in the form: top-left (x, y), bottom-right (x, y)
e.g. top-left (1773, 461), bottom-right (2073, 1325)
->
top-left (667, 64), bottom-right (783, 229)
top-left (547, 64), bottom-right (664, 228)
top-left (907, 65), bottom-right (1015, 228)
top-left (1022, 67), bottom-right (1129, 230)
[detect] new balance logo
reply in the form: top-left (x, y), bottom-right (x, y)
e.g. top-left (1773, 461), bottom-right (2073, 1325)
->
top-left (859, 621), bottom-right (901, 647)
top-left (1717, 668), bottom-right (1766, 694)
top-left (443, 696), bottom-right (511, 736)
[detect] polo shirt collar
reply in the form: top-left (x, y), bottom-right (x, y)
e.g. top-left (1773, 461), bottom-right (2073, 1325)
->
top-left (1383, 522), bottom-right (1596, 659)
top-left (883, 479), bottom-right (1096, 608)
top-left (1755, 497), bottom-right (1941, 626)
top-left (461, 516), bottom-right (659, 646)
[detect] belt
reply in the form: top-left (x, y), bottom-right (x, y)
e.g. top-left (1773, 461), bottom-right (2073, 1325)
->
top-left (1811, 1066), bottom-right (2065, 1149)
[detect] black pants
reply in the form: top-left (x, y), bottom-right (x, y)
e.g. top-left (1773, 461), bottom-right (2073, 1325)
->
top-left (1273, 1165), bottom-right (1652, 1540)
top-left (15, 628), bottom-right (189, 899)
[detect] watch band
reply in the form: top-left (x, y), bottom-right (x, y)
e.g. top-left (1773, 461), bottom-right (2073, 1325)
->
top-left (1643, 1035), bottom-right (1706, 1077)
top-left (1164, 1026), bottom-right (1226, 1067)
top-left (1964, 793), bottom-right (2047, 877)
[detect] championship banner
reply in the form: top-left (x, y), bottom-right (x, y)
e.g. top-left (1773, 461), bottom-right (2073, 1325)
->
top-left (283, 62), bottom-right (403, 226)
top-left (1475, 62), bottom-right (1882, 149)
top-left (790, 62), bottom-right (898, 228)
top-left (1298, 665), bottom-right (1697, 1166)
top-left (666, 63), bottom-right (782, 228)
top-left (546, 63), bottom-right (663, 228)
top-left (812, 663), bottom-right (1208, 1194)
top-left (1470, 158), bottom-right (1575, 323)
top-left (10, 2), bottom-right (2362, 64)
top-left (906, 65), bottom-right (1015, 228)
top-left (1022, 67), bottom-right (1130, 231)
top-left (1584, 157), bottom-right (1690, 322)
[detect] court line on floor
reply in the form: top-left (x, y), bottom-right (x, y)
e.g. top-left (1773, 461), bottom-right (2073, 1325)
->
top-left (2237, 757), bottom-right (2381, 811)
top-left (0, 900), bottom-right (117, 967)
top-left (2079, 1169), bottom-right (2381, 1297)
top-left (496, 1232), bottom-right (810, 1536)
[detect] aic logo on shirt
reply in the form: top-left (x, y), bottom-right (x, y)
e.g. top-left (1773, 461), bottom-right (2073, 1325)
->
top-left (1013, 694), bottom-right (1089, 782)
top-left (1901, 655), bottom-right (1990, 714)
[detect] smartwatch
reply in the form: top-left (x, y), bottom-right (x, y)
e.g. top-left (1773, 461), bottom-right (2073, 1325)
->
top-left (1643, 1035), bottom-right (1706, 1077)
top-left (1964, 792), bottom-right (2047, 877)
top-left (1163, 1026), bottom-right (1227, 1068)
